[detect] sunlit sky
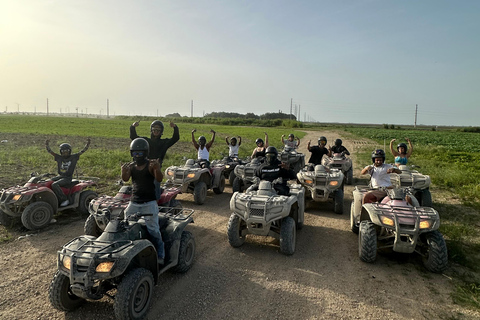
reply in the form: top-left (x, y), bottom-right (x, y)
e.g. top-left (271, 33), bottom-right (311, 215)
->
top-left (1, 0), bottom-right (479, 126)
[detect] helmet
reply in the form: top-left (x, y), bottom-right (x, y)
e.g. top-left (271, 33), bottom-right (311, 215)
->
top-left (397, 143), bottom-right (408, 154)
top-left (255, 138), bottom-right (264, 146)
top-left (288, 133), bottom-right (294, 139)
top-left (150, 120), bottom-right (164, 136)
top-left (265, 146), bottom-right (278, 165)
top-left (230, 137), bottom-right (237, 145)
top-left (335, 139), bottom-right (342, 147)
top-left (198, 136), bottom-right (207, 146)
top-left (371, 149), bottom-right (386, 163)
top-left (130, 138), bottom-right (149, 164)
top-left (318, 136), bottom-right (327, 145)
top-left (59, 143), bottom-right (72, 157)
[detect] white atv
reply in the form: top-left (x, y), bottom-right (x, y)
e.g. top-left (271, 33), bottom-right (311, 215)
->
top-left (321, 152), bottom-right (353, 185)
top-left (279, 146), bottom-right (305, 174)
top-left (227, 178), bottom-right (305, 255)
top-left (389, 165), bottom-right (432, 206)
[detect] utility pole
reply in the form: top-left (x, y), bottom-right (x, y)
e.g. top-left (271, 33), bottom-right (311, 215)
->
top-left (107, 99), bottom-right (109, 118)
top-left (47, 98), bottom-right (49, 116)
top-left (290, 98), bottom-right (292, 120)
top-left (191, 100), bottom-right (193, 117)
top-left (414, 104), bottom-right (418, 128)
top-left (298, 105), bottom-right (301, 121)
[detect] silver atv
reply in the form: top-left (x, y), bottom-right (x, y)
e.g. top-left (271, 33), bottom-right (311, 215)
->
top-left (165, 159), bottom-right (225, 205)
top-left (321, 152), bottom-right (353, 185)
top-left (232, 156), bottom-right (265, 193)
top-left (279, 146), bottom-right (305, 174)
top-left (389, 165), bottom-right (432, 206)
top-left (297, 164), bottom-right (344, 214)
top-left (227, 178), bottom-right (305, 255)
top-left (351, 187), bottom-right (447, 273)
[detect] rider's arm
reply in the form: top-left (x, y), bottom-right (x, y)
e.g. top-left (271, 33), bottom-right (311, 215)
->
top-left (307, 140), bottom-right (311, 151)
top-left (77, 138), bottom-right (91, 155)
top-left (296, 138), bottom-right (300, 148)
top-left (191, 130), bottom-right (199, 150)
top-left (149, 160), bottom-right (163, 182)
top-left (361, 165), bottom-right (373, 175)
top-left (45, 140), bottom-right (57, 156)
top-left (343, 146), bottom-right (350, 156)
top-left (281, 135), bottom-right (285, 144)
top-left (206, 130), bottom-right (216, 151)
top-left (121, 163), bottom-right (132, 182)
top-left (238, 136), bottom-right (241, 146)
top-left (264, 133), bottom-right (269, 147)
top-left (166, 123), bottom-right (180, 147)
top-left (130, 122), bottom-right (140, 140)
top-left (406, 138), bottom-right (413, 158)
top-left (390, 139), bottom-right (399, 157)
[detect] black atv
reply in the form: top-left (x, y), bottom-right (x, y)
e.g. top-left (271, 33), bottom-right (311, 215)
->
top-left (48, 207), bottom-right (195, 320)
top-left (211, 155), bottom-right (250, 185)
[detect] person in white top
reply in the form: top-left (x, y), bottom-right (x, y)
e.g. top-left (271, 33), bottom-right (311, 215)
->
top-left (281, 133), bottom-right (300, 149)
top-left (225, 136), bottom-right (241, 158)
top-left (361, 149), bottom-right (401, 203)
top-left (192, 129), bottom-right (216, 167)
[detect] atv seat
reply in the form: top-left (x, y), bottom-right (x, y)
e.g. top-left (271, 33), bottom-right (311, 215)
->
top-left (65, 180), bottom-right (80, 188)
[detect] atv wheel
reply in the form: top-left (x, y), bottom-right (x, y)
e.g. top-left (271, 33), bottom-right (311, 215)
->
top-left (21, 202), bottom-right (54, 230)
top-left (417, 189), bottom-right (432, 207)
top-left (422, 231), bottom-right (448, 273)
top-left (173, 231), bottom-right (196, 273)
top-left (232, 177), bottom-right (243, 193)
top-left (227, 213), bottom-right (247, 247)
top-left (229, 170), bottom-right (236, 185)
top-left (334, 189), bottom-right (344, 214)
top-left (359, 221), bottom-right (377, 263)
top-left (78, 190), bottom-right (98, 215)
top-left (346, 168), bottom-right (353, 185)
top-left (84, 214), bottom-right (102, 237)
top-left (280, 216), bottom-right (296, 255)
top-left (0, 210), bottom-right (20, 228)
top-left (193, 181), bottom-right (207, 205)
top-left (114, 268), bottom-right (154, 320)
top-left (48, 271), bottom-right (85, 311)
top-left (213, 175), bottom-right (225, 194)
top-left (350, 202), bottom-right (359, 234)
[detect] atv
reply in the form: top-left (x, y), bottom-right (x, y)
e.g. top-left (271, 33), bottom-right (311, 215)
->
top-left (164, 159), bottom-right (225, 205)
top-left (321, 152), bottom-right (353, 185)
top-left (84, 183), bottom-right (182, 237)
top-left (279, 146), bottom-right (305, 174)
top-left (0, 172), bottom-right (98, 230)
top-left (231, 156), bottom-right (265, 193)
top-left (49, 207), bottom-right (195, 320)
top-left (296, 164), bottom-right (345, 214)
top-left (389, 165), bottom-right (432, 206)
top-left (351, 187), bottom-right (447, 273)
top-left (227, 178), bottom-right (305, 255)
top-left (211, 155), bottom-right (250, 185)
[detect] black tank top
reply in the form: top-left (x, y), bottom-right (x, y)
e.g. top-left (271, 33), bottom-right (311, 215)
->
top-left (255, 148), bottom-right (266, 158)
top-left (131, 164), bottom-right (156, 203)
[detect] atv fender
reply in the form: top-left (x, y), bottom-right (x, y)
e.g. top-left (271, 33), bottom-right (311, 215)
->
top-left (211, 168), bottom-right (225, 189)
top-left (360, 203), bottom-right (385, 226)
top-left (30, 189), bottom-right (59, 214)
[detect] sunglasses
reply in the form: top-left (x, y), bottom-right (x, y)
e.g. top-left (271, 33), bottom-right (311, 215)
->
top-left (151, 129), bottom-right (162, 133)
top-left (132, 151), bottom-right (144, 157)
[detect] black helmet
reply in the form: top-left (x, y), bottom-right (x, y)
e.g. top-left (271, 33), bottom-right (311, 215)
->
top-left (397, 142), bottom-right (408, 154)
top-left (59, 143), bottom-right (71, 157)
top-left (265, 146), bottom-right (278, 165)
top-left (288, 133), bottom-right (294, 139)
top-left (335, 139), bottom-right (342, 147)
top-left (130, 138), bottom-right (149, 164)
top-left (198, 135), bottom-right (207, 146)
top-left (371, 149), bottom-right (386, 163)
top-left (150, 120), bottom-right (164, 136)
top-left (255, 138), bottom-right (264, 146)
top-left (230, 137), bottom-right (237, 144)
top-left (318, 136), bottom-right (327, 145)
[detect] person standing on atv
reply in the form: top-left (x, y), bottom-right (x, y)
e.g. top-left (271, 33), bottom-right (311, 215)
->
top-left (251, 132), bottom-right (269, 158)
top-left (255, 146), bottom-right (296, 196)
top-left (225, 136), bottom-right (242, 158)
top-left (121, 138), bottom-right (165, 264)
top-left (361, 149), bottom-right (402, 204)
top-left (329, 139), bottom-right (350, 156)
top-left (45, 138), bottom-right (91, 207)
top-left (192, 129), bottom-right (216, 168)
top-left (307, 136), bottom-right (330, 166)
top-left (389, 138), bottom-right (413, 167)
top-left (130, 120), bottom-right (179, 199)
top-left (282, 133), bottom-right (300, 149)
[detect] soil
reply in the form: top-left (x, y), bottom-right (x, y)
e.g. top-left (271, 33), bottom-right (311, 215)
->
top-left (1, 131), bottom-right (479, 320)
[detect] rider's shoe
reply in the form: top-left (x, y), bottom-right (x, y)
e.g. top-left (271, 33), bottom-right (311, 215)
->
top-left (60, 200), bottom-right (69, 207)
top-left (157, 258), bottom-right (164, 265)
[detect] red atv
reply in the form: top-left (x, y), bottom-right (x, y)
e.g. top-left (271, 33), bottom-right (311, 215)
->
top-left (0, 173), bottom-right (98, 230)
top-left (84, 182), bottom-right (182, 237)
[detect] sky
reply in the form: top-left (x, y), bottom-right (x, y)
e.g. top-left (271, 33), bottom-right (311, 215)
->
top-left (1, 0), bottom-right (479, 126)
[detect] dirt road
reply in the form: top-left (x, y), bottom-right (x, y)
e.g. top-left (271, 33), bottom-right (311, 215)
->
top-left (1, 131), bottom-right (479, 320)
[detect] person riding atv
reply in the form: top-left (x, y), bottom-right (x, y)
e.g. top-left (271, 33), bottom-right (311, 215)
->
top-left (307, 136), bottom-right (330, 167)
top-left (191, 129), bottom-right (216, 168)
top-left (329, 139), bottom-right (350, 156)
top-left (225, 135), bottom-right (242, 158)
top-left (282, 133), bottom-right (300, 149)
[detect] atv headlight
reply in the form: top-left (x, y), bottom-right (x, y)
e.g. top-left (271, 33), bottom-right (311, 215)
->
top-left (225, 165), bottom-right (230, 169)
top-left (12, 194), bottom-right (22, 201)
top-left (419, 220), bottom-right (431, 229)
top-left (62, 256), bottom-right (72, 270)
top-left (328, 181), bottom-right (339, 187)
top-left (381, 216), bottom-right (395, 227)
top-left (96, 261), bottom-right (114, 273)
top-left (187, 173), bottom-right (195, 178)
top-left (304, 179), bottom-right (314, 185)
top-left (167, 170), bottom-right (174, 176)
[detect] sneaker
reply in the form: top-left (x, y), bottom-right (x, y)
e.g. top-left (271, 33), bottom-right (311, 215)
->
top-left (60, 200), bottom-right (69, 207)
top-left (157, 258), bottom-right (164, 265)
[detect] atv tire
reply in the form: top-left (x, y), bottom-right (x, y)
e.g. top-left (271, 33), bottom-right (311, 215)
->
top-left (346, 168), bottom-right (353, 185)
top-left (213, 175), bottom-right (225, 194)
top-left (0, 210), bottom-right (20, 228)
top-left (227, 213), bottom-right (247, 247)
top-left (114, 268), bottom-right (154, 320)
top-left (232, 177), bottom-right (243, 193)
top-left (334, 189), bottom-right (344, 214)
top-left (173, 231), bottom-right (196, 273)
top-left (417, 189), bottom-right (432, 207)
top-left (350, 202), bottom-right (359, 234)
top-left (422, 231), bottom-right (448, 273)
top-left (21, 201), bottom-right (54, 230)
top-left (359, 221), bottom-right (377, 263)
top-left (84, 214), bottom-right (102, 237)
top-left (48, 270), bottom-right (85, 311)
top-left (78, 190), bottom-right (98, 215)
top-left (193, 181), bottom-right (207, 205)
top-left (229, 170), bottom-right (236, 185)
top-left (280, 216), bottom-right (296, 255)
